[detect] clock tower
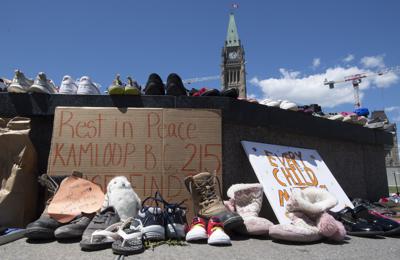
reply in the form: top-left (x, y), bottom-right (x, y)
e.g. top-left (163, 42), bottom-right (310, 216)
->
top-left (221, 13), bottom-right (246, 98)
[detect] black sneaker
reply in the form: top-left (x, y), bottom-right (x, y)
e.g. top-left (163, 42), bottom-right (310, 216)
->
top-left (54, 213), bottom-right (94, 239)
top-left (166, 73), bottom-right (187, 96)
top-left (221, 87), bottom-right (239, 98)
top-left (155, 192), bottom-right (188, 240)
top-left (143, 73), bottom-right (165, 95)
top-left (80, 206), bottom-right (121, 250)
top-left (137, 194), bottom-right (165, 241)
top-left (25, 174), bottom-right (65, 240)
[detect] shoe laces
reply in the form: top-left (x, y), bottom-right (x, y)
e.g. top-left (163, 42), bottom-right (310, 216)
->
top-left (190, 173), bottom-right (222, 208)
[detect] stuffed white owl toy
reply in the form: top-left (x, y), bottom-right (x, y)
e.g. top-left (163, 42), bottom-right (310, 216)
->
top-left (101, 176), bottom-right (141, 220)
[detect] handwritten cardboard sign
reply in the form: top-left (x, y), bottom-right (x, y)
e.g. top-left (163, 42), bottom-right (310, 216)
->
top-left (241, 141), bottom-right (354, 224)
top-left (48, 176), bottom-right (104, 223)
top-left (47, 107), bottom-right (222, 219)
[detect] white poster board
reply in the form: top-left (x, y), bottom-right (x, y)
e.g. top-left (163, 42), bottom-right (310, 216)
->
top-left (241, 141), bottom-right (354, 224)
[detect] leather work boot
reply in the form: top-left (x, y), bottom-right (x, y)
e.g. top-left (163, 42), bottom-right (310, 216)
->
top-left (184, 172), bottom-right (243, 231)
top-left (25, 174), bottom-right (68, 240)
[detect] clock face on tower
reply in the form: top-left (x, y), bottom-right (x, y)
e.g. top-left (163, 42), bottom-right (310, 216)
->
top-left (228, 51), bottom-right (238, 60)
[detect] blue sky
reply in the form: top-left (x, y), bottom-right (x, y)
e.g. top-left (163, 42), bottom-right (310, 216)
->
top-left (1, 1), bottom-right (399, 130)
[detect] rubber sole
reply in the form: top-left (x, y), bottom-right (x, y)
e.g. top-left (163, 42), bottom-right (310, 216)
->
top-left (141, 225), bottom-right (165, 241)
top-left (79, 240), bottom-right (113, 251)
top-left (166, 223), bottom-right (186, 239)
top-left (384, 226), bottom-right (400, 236)
top-left (124, 87), bottom-right (141, 95)
top-left (54, 228), bottom-right (84, 239)
top-left (186, 228), bottom-right (208, 242)
top-left (208, 237), bottom-right (231, 245)
top-left (112, 239), bottom-right (144, 255)
top-left (108, 86), bottom-right (124, 95)
top-left (7, 85), bottom-right (28, 93)
top-left (346, 230), bottom-right (385, 237)
top-left (25, 227), bottom-right (55, 240)
top-left (29, 85), bottom-right (52, 94)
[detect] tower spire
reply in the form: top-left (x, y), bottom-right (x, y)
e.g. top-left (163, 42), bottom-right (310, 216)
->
top-left (226, 13), bottom-right (240, 47)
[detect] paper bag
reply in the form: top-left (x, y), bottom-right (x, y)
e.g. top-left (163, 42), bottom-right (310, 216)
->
top-left (0, 117), bottom-right (38, 228)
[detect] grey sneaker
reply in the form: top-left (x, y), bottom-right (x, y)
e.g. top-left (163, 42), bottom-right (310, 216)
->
top-left (8, 69), bottom-right (33, 93)
top-left (80, 206), bottom-right (121, 250)
top-left (29, 72), bottom-right (57, 94)
top-left (54, 213), bottom-right (95, 239)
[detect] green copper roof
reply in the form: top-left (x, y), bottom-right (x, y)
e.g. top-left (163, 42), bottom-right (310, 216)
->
top-left (226, 13), bottom-right (240, 47)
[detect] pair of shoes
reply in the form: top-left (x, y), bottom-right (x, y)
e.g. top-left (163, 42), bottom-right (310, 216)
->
top-left (59, 75), bottom-right (101, 95)
top-left (191, 87), bottom-right (220, 96)
top-left (8, 70), bottom-right (57, 94)
top-left (331, 207), bottom-right (387, 237)
top-left (25, 174), bottom-right (95, 240)
top-left (25, 174), bottom-right (77, 240)
top-left (190, 87), bottom-right (239, 98)
top-left (352, 205), bottom-right (400, 236)
top-left (186, 216), bottom-right (231, 245)
top-left (80, 206), bottom-right (122, 251)
top-left (260, 99), bottom-right (298, 111)
top-left (225, 183), bottom-right (273, 236)
top-left (108, 74), bottom-right (141, 95)
top-left (137, 192), bottom-right (188, 241)
top-left (184, 172), bottom-right (244, 232)
top-left (144, 73), bottom-right (187, 96)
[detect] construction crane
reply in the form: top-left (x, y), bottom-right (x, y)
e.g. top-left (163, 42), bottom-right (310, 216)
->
top-left (324, 66), bottom-right (400, 108)
top-left (182, 75), bottom-right (220, 84)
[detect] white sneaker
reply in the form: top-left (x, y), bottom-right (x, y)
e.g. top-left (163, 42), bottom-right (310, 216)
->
top-left (8, 70), bottom-right (33, 93)
top-left (260, 98), bottom-right (272, 105)
top-left (186, 217), bottom-right (208, 242)
top-left (77, 76), bottom-right (101, 95)
top-left (29, 72), bottom-right (57, 94)
top-left (207, 217), bottom-right (231, 245)
top-left (280, 100), bottom-right (298, 111)
top-left (266, 100), bottom-right (282, 107)
top-left (59, 75), bottom-right (78, 94)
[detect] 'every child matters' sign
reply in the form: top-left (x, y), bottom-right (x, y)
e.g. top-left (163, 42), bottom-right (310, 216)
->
top-left (241, 141), bottom-right (353, 224)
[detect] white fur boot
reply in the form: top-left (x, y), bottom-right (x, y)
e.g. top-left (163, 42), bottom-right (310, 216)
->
top-left (102, 176), bottom-right (141, 221)
top-left (227, 183), bottom-right (273, 235)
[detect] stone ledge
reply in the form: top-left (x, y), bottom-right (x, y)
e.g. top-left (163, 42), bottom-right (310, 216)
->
top-left (0, 93), bottom-right (393, 146)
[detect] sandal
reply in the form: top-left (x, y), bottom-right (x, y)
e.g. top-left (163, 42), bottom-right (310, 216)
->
top-left (112, 218), bottom-right (144, 255)
top-left (80, 222), bottom-right (122, 251)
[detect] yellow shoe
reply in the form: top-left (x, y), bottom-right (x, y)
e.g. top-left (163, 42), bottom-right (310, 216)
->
top-left (124, 76), bottom-right (141, 95)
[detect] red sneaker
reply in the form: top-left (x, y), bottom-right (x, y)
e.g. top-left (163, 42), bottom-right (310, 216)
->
top-left (185, 217), bottom-right (208, 242)
top-left (207, 217), bottom-right (231, 245)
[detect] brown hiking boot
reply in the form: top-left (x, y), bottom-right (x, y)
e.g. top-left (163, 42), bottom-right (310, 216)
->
top-left (184, 172), bottom-right (243, 231)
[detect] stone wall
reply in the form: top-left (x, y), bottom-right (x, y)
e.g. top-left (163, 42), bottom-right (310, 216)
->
top-left (0, 93), bottom-right (392, 220)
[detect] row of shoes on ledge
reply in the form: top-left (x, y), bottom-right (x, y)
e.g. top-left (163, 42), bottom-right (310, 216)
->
top-left (108, 73), bottom-right (239, 97)
top-left (1, 70), bottom-right (101, 95)
top-left (1, 70), bottom-right (239, 98)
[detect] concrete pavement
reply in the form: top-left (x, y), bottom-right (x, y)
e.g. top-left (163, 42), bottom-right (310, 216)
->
top-left (1, 235), bottom-right (399, 260)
